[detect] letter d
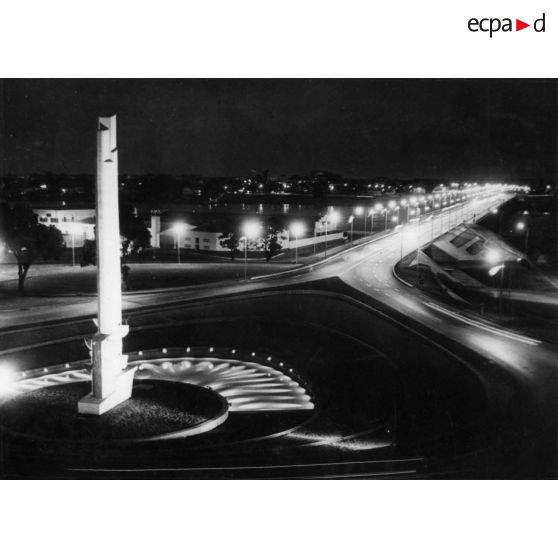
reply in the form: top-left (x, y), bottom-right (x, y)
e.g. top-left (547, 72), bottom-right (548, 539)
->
top-left (534, 13), bottom-right (545, 32)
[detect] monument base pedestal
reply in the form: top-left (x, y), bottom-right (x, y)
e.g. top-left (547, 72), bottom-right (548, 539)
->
top-left (78, 368), bottom-right (136, 416)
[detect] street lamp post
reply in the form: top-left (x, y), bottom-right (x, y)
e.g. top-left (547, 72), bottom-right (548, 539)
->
top-left (71, 228), bottom-right (75, 267)
top-left (348, 216), bottom-right (354, 245)
top-left (386, 200), bottom-right (396, 230)
top-left (516, 219), bottom-right (529, 252)
top-left (400, 199), bottom-right (408, 224)
top-left (242, 220), bottom-right (261, 281)
top-left (243, 236), bottom-right (248, 280)
top-left (354, 206), bottom-right (364, 236)
top-left (372, 203), bottom-right (382, 234)
top-left (172, 222), bottom-right (186, 264)
top-left (290, 221), bottom-right (304, 264)
top-left (325, 219), bottom-right (328, 257)
top-left (177, 232), bottom-right (180, 264)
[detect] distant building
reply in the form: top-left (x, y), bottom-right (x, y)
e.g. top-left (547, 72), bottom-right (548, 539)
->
top-left (33, 206), bottom-right (96, 247)
top-left (158, 214), bottom-right (344, 253)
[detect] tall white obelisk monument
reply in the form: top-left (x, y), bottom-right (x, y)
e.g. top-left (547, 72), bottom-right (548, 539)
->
top-left (78, 115), bottom-right (135, 415)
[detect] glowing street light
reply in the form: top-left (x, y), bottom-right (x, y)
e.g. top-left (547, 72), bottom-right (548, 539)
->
top-left (328, 210), bottom-right (341, 224)
top-left (242, 220), bottom-right (262, 280)
top-left (485, 249), bottom-right (503, 265)
top-left (172, 222), bottom-right (187, 264)
top-left (0, 362), bottom-right (16, 396)
top-left (243, 220), bottom-right (262, 239)
top-left (290, 221), bottom-right (305, 264)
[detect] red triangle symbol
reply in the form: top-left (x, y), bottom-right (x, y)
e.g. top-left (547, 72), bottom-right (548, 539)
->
top-left (516, 19), bottom-right (530, 31)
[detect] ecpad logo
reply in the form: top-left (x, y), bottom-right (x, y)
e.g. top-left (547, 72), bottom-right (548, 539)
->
top-left (468, 13), bottom-right (546, 37)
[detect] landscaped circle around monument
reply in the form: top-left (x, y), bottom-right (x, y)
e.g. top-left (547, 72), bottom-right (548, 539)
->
top-left (0, 379), bottom-right (229, 443)
top-left (0, 346), bottom-right (315, 446)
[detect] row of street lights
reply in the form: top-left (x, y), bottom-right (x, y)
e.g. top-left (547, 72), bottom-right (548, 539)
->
top-left (350, 192), bottom-right (470, 235)
top-left (169, 186), bottom-right (507, 278)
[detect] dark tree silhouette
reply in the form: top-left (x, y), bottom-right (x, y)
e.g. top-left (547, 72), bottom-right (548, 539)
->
top-left (219, 218), bottom-right (286, 262)
top-left (0, 202), bottom-right (65, 292)
top-left (119, 204), bottom-right (151, 261)
top-left (80, 204), bottom-right (151, 290)
top-left (261, 219), bottom-right (286, 262)
top-left (219, 231), bottom-right (240, 261)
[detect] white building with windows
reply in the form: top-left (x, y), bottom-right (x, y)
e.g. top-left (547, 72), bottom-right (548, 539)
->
top-left (159, 223), bottom-right (223, 251)
top-left (33, 207), bottom-right (96, 247)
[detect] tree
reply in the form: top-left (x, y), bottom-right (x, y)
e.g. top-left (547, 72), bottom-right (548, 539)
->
top-left (219, 218), bottom-right (286, 262)
top-left (261, 220), bottom-right (286, 262)
top-left (119, 204), bottom-right (151, 262)
top-left (0, 202), bottom-right (65, 292)
top-left (219, 231), bottom-right (240, 261)
top-left (80, 204), bottom-right (151, 289)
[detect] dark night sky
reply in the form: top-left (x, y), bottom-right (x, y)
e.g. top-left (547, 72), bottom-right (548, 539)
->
top-left (1, 79), bottom-right (556, 179)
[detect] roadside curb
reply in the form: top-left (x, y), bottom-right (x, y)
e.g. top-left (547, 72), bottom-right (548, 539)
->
top-left (392, 265), bottom-right (414, 288)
